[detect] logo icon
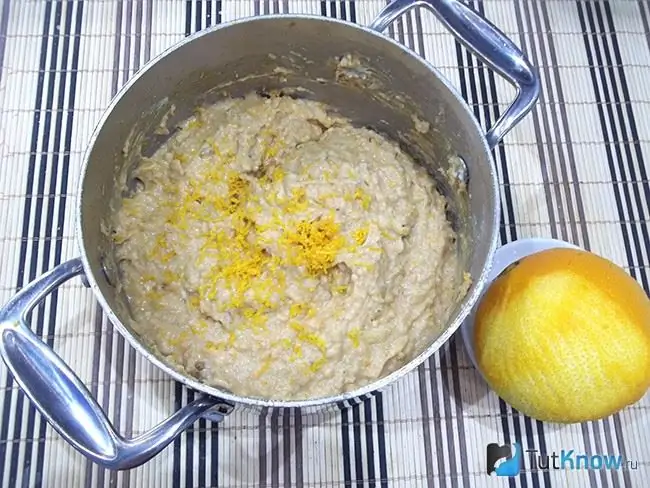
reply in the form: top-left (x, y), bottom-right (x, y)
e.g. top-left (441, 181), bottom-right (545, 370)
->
top-left (487, 442), bottom-right (522, 476)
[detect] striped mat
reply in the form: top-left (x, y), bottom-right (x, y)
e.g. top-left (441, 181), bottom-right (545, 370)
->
top-left (0, 0), bottom-right (649, 487)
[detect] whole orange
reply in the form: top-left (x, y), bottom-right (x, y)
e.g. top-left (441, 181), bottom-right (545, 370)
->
top-left (474, 247), bottom-right (650, 423)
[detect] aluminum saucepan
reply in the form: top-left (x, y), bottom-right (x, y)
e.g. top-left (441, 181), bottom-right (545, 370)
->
top-left (0, 0), bottom-right (539, 471)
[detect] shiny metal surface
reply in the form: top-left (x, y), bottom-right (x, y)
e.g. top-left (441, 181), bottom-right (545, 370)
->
top-left (370, 0), bottom-right (540, 149)
top-left (0, 0), bottom-right (539, 470)
top-left (0, 257), bottom-right (233, 470)
top-left (79, 13), bottom-right (501, 409)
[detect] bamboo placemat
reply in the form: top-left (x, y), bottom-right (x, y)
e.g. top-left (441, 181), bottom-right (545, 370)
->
top-left (0, 0), bottom-right (648, 487)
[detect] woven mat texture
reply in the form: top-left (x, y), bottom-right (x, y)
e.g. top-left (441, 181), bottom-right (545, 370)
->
top-left (0, 0), bottom-right (649, 487)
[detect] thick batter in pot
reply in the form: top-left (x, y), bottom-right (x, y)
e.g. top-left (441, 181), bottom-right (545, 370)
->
top-left (109, 93), bottom-right (464, 400)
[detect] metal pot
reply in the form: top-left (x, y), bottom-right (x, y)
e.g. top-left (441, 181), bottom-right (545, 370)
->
top-left (0, 0), bottom-right (539, 471)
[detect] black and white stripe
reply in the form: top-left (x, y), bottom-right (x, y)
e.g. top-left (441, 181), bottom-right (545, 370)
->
top-left (257, 406), bottom-right (306, 488)
top-left (319, 0), bottom-right (356, 21)
top-left (513, 1), bottom-right (605, 487)
top-left (254, 0), bottom-right (290, 16)
top-left (399, 1), bottom-right (523, 486)
top-left (334, 395), bottom-right (387, 488)
top-left (452, 2), bottom-right (547, 487)
top-left (83, 1), bottom-right (153, 487)
top-left (639, 1), bottom-right (650, 64)
top-left (514, 0), bottom-right (591, 248)
top-left (387, 7), bottom-right (477, 487)
top-left (2, 1), bottom-right (650, 486)
top-left (377, 9), bottom-right (469, 486)
top-left (2, 0), bottom-right (53, 476)
top-left (317, 3), bottom-right (390, 486)
top-left (577, 1), bottom-right (648, 487)
top-left (170, 3), bottom-right (223, 487)
top-left (577, 0), bottom-right (649, 295)
top-left (0, 1), bottom-right (84, 487)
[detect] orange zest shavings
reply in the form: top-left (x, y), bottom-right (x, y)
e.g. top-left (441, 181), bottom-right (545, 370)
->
top-left (280, 216), bottom-right (346, 276)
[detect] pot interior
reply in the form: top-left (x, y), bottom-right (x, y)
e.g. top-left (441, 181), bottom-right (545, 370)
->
top-left (79, 16), bottom-right (498, 402)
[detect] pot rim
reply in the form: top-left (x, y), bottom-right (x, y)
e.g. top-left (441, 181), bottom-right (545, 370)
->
top-left (75, 14), bottom-right (500, 409)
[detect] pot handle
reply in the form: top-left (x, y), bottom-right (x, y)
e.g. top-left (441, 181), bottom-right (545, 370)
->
top-left (369, 0), bottom-right (540, 149)
top-left (0, 258), bottom-right (234, 470)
